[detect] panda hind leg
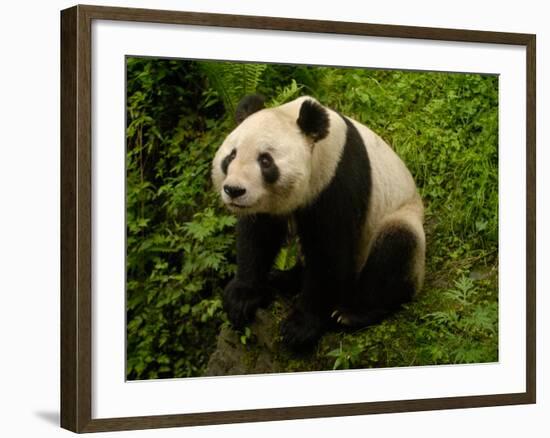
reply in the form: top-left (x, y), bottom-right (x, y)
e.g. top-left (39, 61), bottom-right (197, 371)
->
top-left (332, 221), bottom-right (423, 328)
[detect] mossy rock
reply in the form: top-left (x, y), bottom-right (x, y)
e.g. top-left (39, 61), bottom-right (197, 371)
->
top-left (205, 308), bottom-right (281, 376)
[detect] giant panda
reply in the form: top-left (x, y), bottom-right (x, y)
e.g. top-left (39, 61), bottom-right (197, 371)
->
top-left (212, 94), bottom-right (425, 352)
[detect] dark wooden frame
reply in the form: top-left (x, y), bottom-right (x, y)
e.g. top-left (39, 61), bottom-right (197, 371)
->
top-left (60, 4), bottom-right (536, 433)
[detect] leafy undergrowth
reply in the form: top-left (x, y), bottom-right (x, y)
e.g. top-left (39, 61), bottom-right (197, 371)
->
top-left (299, 269), bottom-right (497, 372)
top-left (259, 252), bottom-right (498, 373)
top-left (126, 58), bottom-right (498, 379)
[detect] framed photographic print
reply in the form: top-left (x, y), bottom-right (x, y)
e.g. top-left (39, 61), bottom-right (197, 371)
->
top-left (60, 4), bottom-right (536, 433)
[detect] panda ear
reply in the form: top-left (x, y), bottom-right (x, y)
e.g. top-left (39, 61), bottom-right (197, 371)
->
top-left (235, 94), bottom-right (265, 124)
top-left (297, 99), bottom-right (330, 142)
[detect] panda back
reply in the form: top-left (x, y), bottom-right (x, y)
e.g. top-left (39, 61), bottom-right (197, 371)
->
top-left (349, 119), bottom-right (423, 271)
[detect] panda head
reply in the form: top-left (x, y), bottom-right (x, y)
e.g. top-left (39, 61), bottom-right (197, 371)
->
top-left (212, 95), bottom-right (333, 215)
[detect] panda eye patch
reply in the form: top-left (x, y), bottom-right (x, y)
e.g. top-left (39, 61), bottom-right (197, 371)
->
top-left (258, 152), bottom-right (279, 184)
top-left (221, 148), bottom-right (236, 174)
top-left (258, 153), bottom-right (273, 169)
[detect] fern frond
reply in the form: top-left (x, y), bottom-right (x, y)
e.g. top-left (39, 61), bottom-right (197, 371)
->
top-left (270, 79), bottom-right (303, 106)
top-left (200, 62), bottom-right (267, 117)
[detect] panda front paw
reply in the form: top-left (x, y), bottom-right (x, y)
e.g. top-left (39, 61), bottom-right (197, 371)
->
top-left (280, 308), bottom-right (326, 353)
top-left (223, 278), bottom-right (275, 329)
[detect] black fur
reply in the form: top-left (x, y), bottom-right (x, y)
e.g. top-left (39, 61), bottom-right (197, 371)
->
top-left (297, 100), bottom-right (330, 142)
top-left (221, 149), bottom-right (237, 175)
top-left (339, 225), bottom-right (417, 327)
top-left (223, 214), bottom-right (288, 328)
top-left (258, 153), bottom-right (280, 184)
top-left (235, 94), bottom-right (265, 124)
top-left (281, 115), bottom-right (371, 350)
top-left (267, 263), bottom-right (303, 297)
top-left (223, 114), bottom-right (372, 349)
top-left (221, 148), bottom-right (236, 175)
top-left (222, 106), bottom-right (419, 352)
top-left (223, 278), bottom-right (276, 328)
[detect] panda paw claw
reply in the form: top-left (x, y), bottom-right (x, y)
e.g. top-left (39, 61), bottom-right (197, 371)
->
top-left (331, 309), bottom-right (352, 326)
top-left (331, 307), bottom-right (392, 329)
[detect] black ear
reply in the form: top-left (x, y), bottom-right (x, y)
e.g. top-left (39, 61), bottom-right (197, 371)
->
top-left (235, 94), bottom-right (265, 124)
top-left (297, 99), bottom-right (330, 142)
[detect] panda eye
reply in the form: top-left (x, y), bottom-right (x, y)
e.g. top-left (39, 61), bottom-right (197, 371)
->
top-left (258, 153), bottom-right (273, 169)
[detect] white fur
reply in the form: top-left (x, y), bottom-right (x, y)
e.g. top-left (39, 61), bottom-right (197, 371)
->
top-left (351, 120), bottom-right (425, 289)
top-left (212, 96), bottom-right (347, 215)
top-left (212, 96), bottom-right (425, 291)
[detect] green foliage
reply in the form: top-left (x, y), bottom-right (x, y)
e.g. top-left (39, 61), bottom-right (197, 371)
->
top-left (274, 239), bottom-right (300, 271)
top-left (421, 276), bottom-right (498, 363)
top-left (200, 61), bottom-right (267, 117)
top-left (321, 272), bottom-right (497, 371)
top-left (327, 342), bottom-right (364, 370)
top-left (126, 57), bottom-right (498, 379)
top-left (126, 59), bottom-right (237, 379)
top-left (306, 68), bottom-right (499, 250)
top-left (268, 79), bottom-right (304, 106)
top-left (239, 327), bottom-right (253, 345)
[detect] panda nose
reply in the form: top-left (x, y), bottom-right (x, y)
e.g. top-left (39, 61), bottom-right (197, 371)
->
top-left (223, 185), bottom-right (246, 199)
